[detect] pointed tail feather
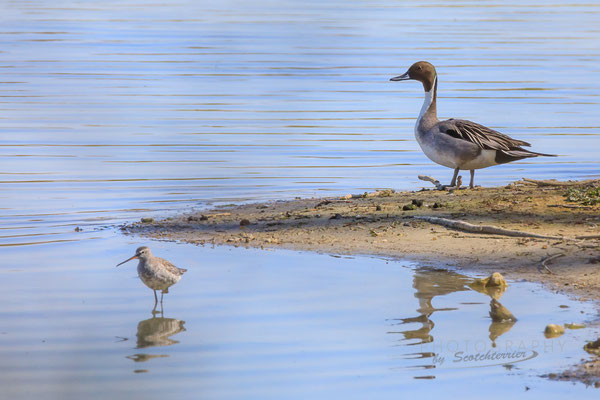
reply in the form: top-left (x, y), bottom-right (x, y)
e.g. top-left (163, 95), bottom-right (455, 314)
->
top-left (495, 149), bottom-right (557, 164)
top-left (508, 149), bottom-right (557, 158)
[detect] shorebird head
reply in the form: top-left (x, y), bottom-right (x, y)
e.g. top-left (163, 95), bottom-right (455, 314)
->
top-left (116, 246), bottom-right (152, 266)
top-left (390, 61), bottom-right (437, 92)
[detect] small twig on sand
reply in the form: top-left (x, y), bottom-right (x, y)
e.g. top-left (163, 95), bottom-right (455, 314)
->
top-left (418, 175), bottom-right (462, 191)
top-left (418, 175), bottom-right (443, 189)
top-left (413, 216), bottom-right (568, 240)
top-left (539, 253), bottom-right (564, 274)
top-left (521, 178), bottom-right (599, 187)
top-left (576, 234), bottom-right (600, 239)
top-left (547, 204), bottom-right (594, 209)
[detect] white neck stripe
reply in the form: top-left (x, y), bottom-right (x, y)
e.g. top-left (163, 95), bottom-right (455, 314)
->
top-left (417, 76), bottom-right (436, 124)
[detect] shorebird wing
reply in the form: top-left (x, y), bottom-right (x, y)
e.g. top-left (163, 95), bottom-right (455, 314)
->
top-left (158, 257), bottom-right (187, 276)
top-left (439, 118), bottom-right (531, 151)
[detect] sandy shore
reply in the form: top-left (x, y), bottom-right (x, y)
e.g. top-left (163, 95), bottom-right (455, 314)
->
top-left (123, 178), bottom-right (600, 384)
top-left (125, 178), bottom-right (600, 301)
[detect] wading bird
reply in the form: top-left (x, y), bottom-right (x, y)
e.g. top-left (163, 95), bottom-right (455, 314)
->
top-left (117, 246), bottom-right (187, 311)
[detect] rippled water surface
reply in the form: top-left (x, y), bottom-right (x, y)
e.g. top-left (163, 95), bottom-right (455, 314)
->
top-left (2, 238), bottom-right (599, 399)
top-left (2, 0), bottom-right (600, 241)
top-left (2, 1), bottom-right (600, 398)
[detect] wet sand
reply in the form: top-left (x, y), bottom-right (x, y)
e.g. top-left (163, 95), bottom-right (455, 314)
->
top-left (125, 178), bottom-right (600, 302)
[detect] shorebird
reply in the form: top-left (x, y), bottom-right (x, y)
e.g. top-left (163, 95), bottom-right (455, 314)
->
top-left (117, 246), bottom-right (187, 309)
top-left (390, 61), bottom-right (556, 188)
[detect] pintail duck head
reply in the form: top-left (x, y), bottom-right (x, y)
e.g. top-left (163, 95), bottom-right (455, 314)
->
top-left (390, 61), bottom-right (437, 92)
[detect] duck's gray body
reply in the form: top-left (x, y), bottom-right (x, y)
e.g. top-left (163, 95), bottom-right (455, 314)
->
top-left (391, 61), bottom-right (555, 187)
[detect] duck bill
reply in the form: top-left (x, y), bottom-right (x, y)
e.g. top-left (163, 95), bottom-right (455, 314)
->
top-left (390, 71), bottom-right (410, 81)
top-left (116, 255), bottom-right (138, 267)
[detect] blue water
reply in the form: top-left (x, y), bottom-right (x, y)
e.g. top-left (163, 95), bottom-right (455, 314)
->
top-left (1, 235), bottom-right (598, 399)
top-left (1, 1), bottom-right (600, 398)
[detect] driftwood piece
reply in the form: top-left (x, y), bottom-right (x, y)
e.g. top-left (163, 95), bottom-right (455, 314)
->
top-left (521, 178), bottom-right (598, 187)
top-left (576, 234), bottom-right (600, 239)
top-left (418, 175), bottom-right (443, 189)
top-left (413, 216), bottom-right (567, 240)
top-left (418, 175), bottom-right (461, 191)
top-left (547, 204), bottom-right (594, 209)
top-left (539, 253), bottom-right (564, 274)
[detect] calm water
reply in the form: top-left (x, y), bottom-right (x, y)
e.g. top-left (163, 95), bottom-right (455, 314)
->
top-left (1, 236), bottom-right (599, 399)
top-left (1, 1), bottom-right (600, 397)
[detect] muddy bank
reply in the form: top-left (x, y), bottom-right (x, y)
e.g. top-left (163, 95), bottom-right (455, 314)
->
top-left (125, 178), bottom-right (600, 302)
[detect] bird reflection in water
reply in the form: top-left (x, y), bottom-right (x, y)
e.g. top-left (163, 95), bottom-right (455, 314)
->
top-left (126, 314), bottom-right (186, 366)
top-left (388, 268), bottom-right (470, 349)
top-left (388, 267), bottom-right (517, 372)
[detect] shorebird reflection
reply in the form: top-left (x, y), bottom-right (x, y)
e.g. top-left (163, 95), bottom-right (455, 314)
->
top-left (126, 315), bottom-right (186, 365)
top-left (135, 315), bottom-right (186, 348)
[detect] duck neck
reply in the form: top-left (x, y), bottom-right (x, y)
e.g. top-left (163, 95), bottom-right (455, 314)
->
top-left (416, 76), bottom-right (438, 132)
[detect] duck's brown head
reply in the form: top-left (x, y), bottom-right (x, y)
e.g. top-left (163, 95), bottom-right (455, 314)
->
top-left (390, 61), bottom-right (437, 92)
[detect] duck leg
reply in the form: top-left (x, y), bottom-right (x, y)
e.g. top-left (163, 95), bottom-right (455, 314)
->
top-left (450, 167), bottom-right (460, 187)
top-left (469, 170), bottom-right (475, 189)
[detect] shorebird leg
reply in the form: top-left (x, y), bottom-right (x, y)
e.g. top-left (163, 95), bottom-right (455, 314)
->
top-left (152, 292), bottom-right (159, 315)
top-left (160, 291), bottom-right (164, 305)
top-left (469, 170), bottom-right (475, 189)
top-left (450, 167), bottom-right (459, 187)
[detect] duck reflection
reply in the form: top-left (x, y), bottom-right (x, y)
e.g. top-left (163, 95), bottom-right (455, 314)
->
top-left (388, 268), bottom-right (471, 346)
top-left (389, 267), bottom-right (518, 370)
top-left (126, 313), bottom-right (186, 365)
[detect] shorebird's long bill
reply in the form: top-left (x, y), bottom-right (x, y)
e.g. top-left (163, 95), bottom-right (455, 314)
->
top-left (390, 71), bottom-right (410, 81)
top-left (116, 255), bottom-right (138, 267)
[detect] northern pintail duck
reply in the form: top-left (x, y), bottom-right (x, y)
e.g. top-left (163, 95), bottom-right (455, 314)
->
top-left (390, 61), bottom-right (556, 188)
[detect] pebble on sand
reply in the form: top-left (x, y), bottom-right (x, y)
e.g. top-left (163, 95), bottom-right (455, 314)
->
top-left (544, 324), bottom-right (565, 338)
top-left (584, 338), bottom-right (600, 355)
top-left (564, 323), bottom-right (585, 330)
top-left (473, 272), bottom-right (507, 288)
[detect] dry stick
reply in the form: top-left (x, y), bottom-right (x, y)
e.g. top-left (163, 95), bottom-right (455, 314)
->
top-left (521, 178), bottom-right (599, 187)
top-left (413, 216), bottom-right (569, 240)
top-left (540, 253), bottom-right (565, 275)
top-left (576, 234), bottom-right (600, 239)
top-left (418, 175), bottom-right (462, 191)
top-left (547, 204), bottom-right (594, 209)
top-left (418, 175), bottom-right (443, 190)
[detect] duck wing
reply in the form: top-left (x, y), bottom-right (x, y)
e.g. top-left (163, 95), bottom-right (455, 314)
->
top-left (438, 118), bottom-right (531, 151)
